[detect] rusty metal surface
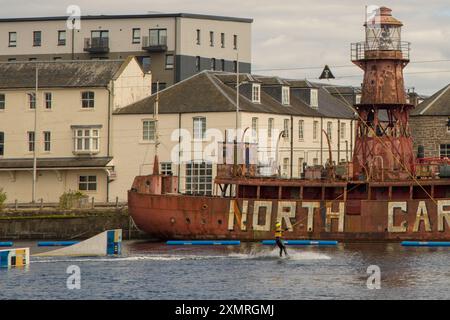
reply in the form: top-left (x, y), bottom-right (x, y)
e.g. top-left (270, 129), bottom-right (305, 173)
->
top-left (128, 191), bottom-right (450, 241)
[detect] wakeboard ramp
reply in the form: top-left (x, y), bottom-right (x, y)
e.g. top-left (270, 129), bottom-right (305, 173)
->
top-left (33, 229), bottom-right (122, 257)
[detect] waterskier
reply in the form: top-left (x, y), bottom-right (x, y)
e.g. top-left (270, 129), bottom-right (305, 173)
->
top-left (275, 221), bottom-right (288, 257)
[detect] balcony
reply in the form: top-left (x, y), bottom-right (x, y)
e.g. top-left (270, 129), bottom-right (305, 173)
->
top-left (142, 36), bottom-right (167, 52)
top-left (84, 37), bottom-right (109, 54)
top-left (351, 41), bottom-right (410, 62)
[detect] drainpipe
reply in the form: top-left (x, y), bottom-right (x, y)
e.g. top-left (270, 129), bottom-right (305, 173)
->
top-left (290, 115), bottom-right (293, 178)
top-left (178, 112), bottom-right (181, 192)
top-left (71, 19), bottom-right (75, 60)
top-left (105, 83), bottom-right (113, 202)
top-left (320, 117), bottom-right (323, 165)
top-left (337, 119), bottom-right (341, 164)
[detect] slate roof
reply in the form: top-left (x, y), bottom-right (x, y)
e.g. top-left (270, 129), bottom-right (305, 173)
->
top-left (0, 60), bottom-right (126, 89)
top-left (115, 71), bottom-right (355, 119)
top-left (411, 84), bottom-right (450, 116)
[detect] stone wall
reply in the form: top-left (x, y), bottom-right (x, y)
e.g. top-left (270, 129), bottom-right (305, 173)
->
top-left (410, 115), bottom-right (450, 158)
top-left (0, 207), bottom-right (148, 240)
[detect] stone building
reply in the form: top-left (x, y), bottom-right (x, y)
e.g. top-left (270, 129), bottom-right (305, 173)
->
top-left (410, 84), bottom-right (450, 158)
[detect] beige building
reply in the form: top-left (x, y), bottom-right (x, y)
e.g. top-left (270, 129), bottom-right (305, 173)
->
top-left (0, 57), bottom-right (151, 203)
top-left (111, 71), bottom-right (356, 201)
top-left (0, 13), bottom-right (252, 88)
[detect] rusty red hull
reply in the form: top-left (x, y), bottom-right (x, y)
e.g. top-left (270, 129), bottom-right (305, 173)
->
top-left (128, 191), bottom-right (450, 241)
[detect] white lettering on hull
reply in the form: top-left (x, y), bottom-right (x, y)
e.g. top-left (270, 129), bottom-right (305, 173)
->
top-left (325, 202), bottom-right (345, 232)
top-left (438, 200), bottom-right (450, 232)
top-left (413, 201), bottom-right (431, 232)
top-left (302, 202), bottom-right (320, 232)
top-left (277, 201), bottom-right (296, 231)
top-left (388, 202), bottom-right (407, 233)
top-left (252, 201), bottom-right (272, 231)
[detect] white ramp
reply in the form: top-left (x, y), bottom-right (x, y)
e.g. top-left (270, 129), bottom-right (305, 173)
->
top-left (0, 248), bottom-right (30, 268)
top-left (33, 229), bottom-right (122, 257)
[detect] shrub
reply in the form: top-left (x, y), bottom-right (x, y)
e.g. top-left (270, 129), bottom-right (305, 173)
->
top-left (0, 188), bottom-right (6, 209)
top-left (59, 190), bottom-right (87, 209)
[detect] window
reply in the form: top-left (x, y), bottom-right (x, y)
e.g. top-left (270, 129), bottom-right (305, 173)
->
top-left (284, 119), bottom-right (290, 139)
top-left (8, 32), bottom-right (17, 47)
top-left (33, 31), bottom-right (41, 46)
top-left (193, 117), bottom-right (206, 140)
top-left (340, 122), bottom-right (346, 140)
top-left (165, 54), bottom-right (174, 69)
top-left (310, 89), bottom-right (318, 108)
top-left (313, 120), bottom-right (319, 141)
top-left (58, 30), bottom-right (66, 46)
top-left (252, 117), bottom-right (258, 138)
top-left (79, 176), bottom-right (97, 191)
top-left (221, 59), bottom-right (225, 71)
top-left (28, 92), bottom-right (36, 109)
top-left (195, 56), bottom-right (201, 72)
top-left (0, 94), bottom-right (5, 110)
top-left (440, 144), bottom-right (450, 158)
top-left (8, 58), bottom-right (16, 62)
top-left (282, 86), bottom-right (290, 105)
top-left (221, 33), bottom-right (225, 48)
top-left (81, 91), bottom-right (95, 108)
top-left (44, 92), bottom-right (52, 109)
top-left (53, 57), bottom-right (62, 61)
top-left (43, 131), bottom-right (51, 152)
top-left (268, 118), bottom-right (274, 138)
top-left (132, 28), bottom-right (140, 44)
top-left (447, 118), bottom-right (450, 133)
top-left (252, 84), bottom-right (261, 103)
top-left (28, 131), bottom-right (35, 152)
top-left (196, 29), bottom-right (201, 45)
top-left (209, 31), bottom-right (214, 47)
top-left (73, 128), bottom-right (100, 153)
top-left (29, 58), bottom-right (37, 61)
top-left (298, 158), bottom-right (304, 175)
top-left (91, 30), bottom-right (109, 39)
top-left (233, 61), bottom-right (237, 73)
top-left (355, 94), bottom-right (362, 104)
top-left (313, 158), bottom-right (319, 166)
top-left (298, 120), bottom-right (304, 140)
top-left (185, 162), bottom-right (213, 195)
top-left (0, 132), bottom-right (4, 156)
top-left (142, 120), bottom-right (156, 141)
top-left (149, 29), bottom-right (167, 46)
top-left (161, 162), bottom-right (173, 175)
top-left (210, 58), bottom-right (216, 70)
top-left (233, 34), bottom-right (238, 49)
top-left (327, 122), bottom-right (333, 142)
top-left (282, 158), bottom-right (289, 176)
top-left (152, 82), bottom-right (166, 93)
top-left (141, 56), bottom-right (151, 71)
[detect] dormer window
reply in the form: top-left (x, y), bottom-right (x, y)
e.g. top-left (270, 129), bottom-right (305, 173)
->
top-left (310, 89), bottom-right (318, 108)
top-left (252, 84), bottom-right (261, 103)
top-left (282, 86), bottom-right (290, 105)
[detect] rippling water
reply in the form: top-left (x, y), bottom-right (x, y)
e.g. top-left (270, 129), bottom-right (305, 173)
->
top-left (1, 241), bottom-right (449, 300)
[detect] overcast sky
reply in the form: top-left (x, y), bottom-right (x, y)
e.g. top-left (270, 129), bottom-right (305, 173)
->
top-left (1, 0), bottom-right (449, 95)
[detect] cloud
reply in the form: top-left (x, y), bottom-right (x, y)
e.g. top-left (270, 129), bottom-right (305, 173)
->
top-left (0, 0), bottom-right (449, 95)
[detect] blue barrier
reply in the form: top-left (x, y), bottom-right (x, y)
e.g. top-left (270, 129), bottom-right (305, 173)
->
top-left (262, 240), bottom-right (338, 246)
top-left (38, 241), bottom-right (79, 247)
top-left (0, 242), bottom-right (13, 247)
top-left (401, 241), bottom-right (450, 247)
top-left (167, 240), bottom-right (240, 246)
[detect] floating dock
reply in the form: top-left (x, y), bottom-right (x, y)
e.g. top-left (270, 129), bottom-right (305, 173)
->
top-left (0, 242), bottom-right (13, 247)
top-left (33, 229), bottom-right (122, 257)
top-left (167, 240), bottom-right (241, 245)
top-left (262, 240), bottom-right (338, 246)
top-left (401, 241), bottom-right (450, 247)
top-left (0, 248), bottom-right (30, 268)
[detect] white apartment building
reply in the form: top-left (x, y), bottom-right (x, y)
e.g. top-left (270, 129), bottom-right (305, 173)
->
top-left (0, 13), bottom-right (252, 88)
top-left (0, 57), bottom-right (151, 203)
top-left (111, 71), bottom-right (356, 201)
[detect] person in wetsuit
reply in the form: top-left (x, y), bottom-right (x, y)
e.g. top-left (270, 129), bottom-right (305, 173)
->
top-left (275, 221), bottom-right (288, 257)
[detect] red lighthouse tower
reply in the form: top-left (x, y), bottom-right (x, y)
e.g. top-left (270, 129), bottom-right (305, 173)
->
top-left (351, 7), bottom-right (414, 181)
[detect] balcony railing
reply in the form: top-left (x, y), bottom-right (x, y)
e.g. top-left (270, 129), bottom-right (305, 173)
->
top-left (84, 37), bottom-right (110, 53)
top-left (142, 36), bottom-right (167, 52)
top-left (351, 41), bottom-right (410, 61)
